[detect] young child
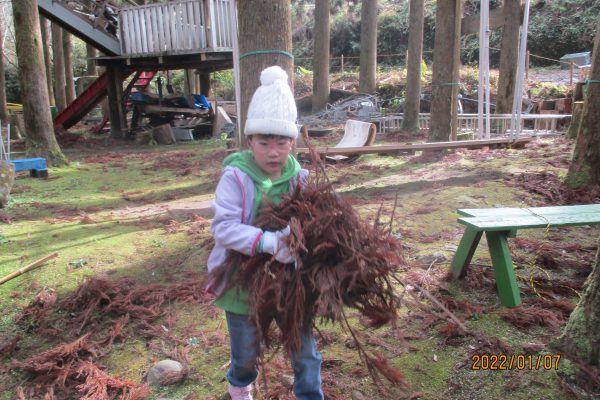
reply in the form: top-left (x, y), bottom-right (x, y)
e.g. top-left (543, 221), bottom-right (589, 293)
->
top-left (207, 66), bottom-right (324, 400)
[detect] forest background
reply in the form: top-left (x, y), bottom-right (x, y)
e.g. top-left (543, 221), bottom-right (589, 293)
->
top-left (1, 0), bottom-right (598, 103)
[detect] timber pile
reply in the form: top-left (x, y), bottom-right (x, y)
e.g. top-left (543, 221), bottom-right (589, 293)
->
top-left (214, 181), bottom-right (408, 387)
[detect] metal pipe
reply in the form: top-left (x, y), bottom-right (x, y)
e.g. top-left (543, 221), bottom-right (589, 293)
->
top-left (510, 0), bottom-right (531, 139)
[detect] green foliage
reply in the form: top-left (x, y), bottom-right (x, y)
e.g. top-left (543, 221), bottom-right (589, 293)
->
top-left (291, 0), bottom-right (593, 71)
top-left (212, 70), bottom-right (235, 100)
top-left (169, 70), bottom-right (185, 94)
top-left (420, 60), bottom-right (429, 83)
top-left (528, 0), bottom-right (600, 66)
top-left (462, 30), bottom-right (504, 66)
top-left (530, 82), bottom-right (569, 100)
top-left (377, 5), bottom-right (409, 66)
top-left (72, 37), bottom-right (89, 77)
top-left (4, 65), bottom-right (21, 103)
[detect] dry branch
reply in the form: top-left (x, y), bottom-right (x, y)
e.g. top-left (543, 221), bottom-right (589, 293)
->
top-left (0, 252), bottom-right (58, 286)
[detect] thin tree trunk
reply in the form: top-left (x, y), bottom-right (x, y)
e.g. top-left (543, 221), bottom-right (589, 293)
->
top-left (429, 0), bottom-right (462, 142)
top-left (496, 0), bottom-right (522, 115)
top-left (86, 43), bottom-right (97, 76)
top-left (359, 0), bottom-right (378, 94)
top-left (0, 16), bottom-right (8, 121)
top-left (238, 0), bottom-right (293, 148)
top-left (51, 23), bottom-right (67, 112)
top-left (312, 0), bottom-right (330, 113)
top-left (400, 0), bottom-right (424, 133)
top-left (553, 234), bottom-right (600, 365)
top-left (63, 31), bottom-right (76, 104)
top-left (40, 17), bottom-right (55, 108)
top-left (566, 16), bottom-right (600, 186)
top-left (11, 0), bottom-right (67, 166)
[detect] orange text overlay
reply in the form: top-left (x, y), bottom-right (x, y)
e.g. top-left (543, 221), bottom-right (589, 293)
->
top-left (470, 354), bottom-right (561, 370)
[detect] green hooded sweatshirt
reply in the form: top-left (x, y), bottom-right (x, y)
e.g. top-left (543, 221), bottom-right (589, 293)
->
top-left (214, 150), bottom-right (301, 314)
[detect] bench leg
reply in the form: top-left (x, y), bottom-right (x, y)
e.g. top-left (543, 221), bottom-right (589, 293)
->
top-left (450, 228), bottom-right (483, 279)
top-left (486, 231), bottom-right (522, 307)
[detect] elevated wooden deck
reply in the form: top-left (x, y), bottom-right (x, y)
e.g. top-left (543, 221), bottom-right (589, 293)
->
top-left (97, 0), bottom-right (234, 72)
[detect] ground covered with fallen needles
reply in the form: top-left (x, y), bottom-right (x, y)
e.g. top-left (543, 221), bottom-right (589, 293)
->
top-left (0, 133), bottom-right (599, 399)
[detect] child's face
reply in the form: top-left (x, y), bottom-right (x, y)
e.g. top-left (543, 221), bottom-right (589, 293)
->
top-left (248, 134), bottom-right (293, 180)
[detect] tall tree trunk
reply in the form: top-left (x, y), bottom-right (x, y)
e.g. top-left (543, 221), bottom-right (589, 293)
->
top-left (566, 16), bottom-right (600, 186)
top-left (0, 16), bottom-right (8, 121)
top-left (63, 31), bottom-right (76, 104)
top-left (86, 43), bottom-right (97, 76)
top-left (553, 235), bottom-right (600, 364)
top-left (495, 0), bottom-right (522, 115)
top-left (40, 17), bottom-right (55, 108)
top-left (359, 0), bottom-right (378, 94)
top-left (11, 0), bottom-right (67, 166)
top-left (400, 0), bottom-right (425, 133)
top-left (51, 23), bottom-right (67, 112)
top-left (429, 0), bottom-right (462, 142)
top-left (312, 0), bottom-right (330, 113)
top-left (238, 0), bottom-right (293, 148)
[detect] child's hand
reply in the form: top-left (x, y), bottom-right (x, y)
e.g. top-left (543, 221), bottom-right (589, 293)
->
top-left (261, 226), bottom-right (294, 264)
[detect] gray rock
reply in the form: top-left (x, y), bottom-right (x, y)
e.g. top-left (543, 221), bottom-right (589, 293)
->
top-left (0, 161), bottom-right (15, 208)
top-left (416, 252), bottom-right (447, 267)
top-left (146, 359), bottom-right (185, 386)
top-left (351, 390), bottom-right (367, 400)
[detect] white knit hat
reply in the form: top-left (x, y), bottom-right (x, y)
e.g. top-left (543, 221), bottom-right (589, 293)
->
top-left (244, 65), bottom-right (298, 139)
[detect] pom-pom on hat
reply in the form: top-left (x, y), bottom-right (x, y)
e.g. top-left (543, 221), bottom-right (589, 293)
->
top-left (244, 65), bottom-right (298, 139)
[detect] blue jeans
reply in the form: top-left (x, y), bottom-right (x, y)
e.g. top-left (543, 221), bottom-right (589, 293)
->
top-left (225, 311), bottom-right (324, 400)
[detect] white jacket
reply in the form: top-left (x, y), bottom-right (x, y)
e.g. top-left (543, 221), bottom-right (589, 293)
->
top-left (208, 166), bottom-right (309, 276)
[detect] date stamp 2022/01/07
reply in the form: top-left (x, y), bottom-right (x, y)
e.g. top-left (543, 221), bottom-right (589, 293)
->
top-left (470, 354), bottom-right (561, 371)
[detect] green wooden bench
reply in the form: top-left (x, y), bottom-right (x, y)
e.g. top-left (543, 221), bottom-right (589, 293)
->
top-left (450, 204), bottom-right (600, 308)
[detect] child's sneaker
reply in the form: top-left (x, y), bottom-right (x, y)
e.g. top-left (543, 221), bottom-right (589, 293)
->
top-left (228, 384), bottom-right (253, 400)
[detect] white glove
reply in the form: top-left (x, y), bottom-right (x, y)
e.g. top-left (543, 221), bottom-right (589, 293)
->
top-left (261, 226), bottom-right (294, 264)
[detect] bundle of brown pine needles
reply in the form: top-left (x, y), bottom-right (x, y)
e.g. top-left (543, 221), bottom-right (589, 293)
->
top-left (212, 179), bottom-right (409, 390)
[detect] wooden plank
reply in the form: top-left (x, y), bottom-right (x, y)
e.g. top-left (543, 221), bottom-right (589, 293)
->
top-left (140, 105), bottom-right (211, 115)
top-left (139, 9), bottom-right (148, 53)
top-left (193, 0), bottom-right (203, 49)
top-left (459, 204), bottom-right (600, 218)
top-left (195, 0), bottom-right (205, 49)
top-left (207, 0), bottom-right (217, 50)
top-left (168, 3), bottom-right (177, 50)
top-left (224, 0), bottom-right (233, 47)
top-left (486, 231), bottom-right (522, 307)
top-left (120, 10), bottom-right (129, 54)
top-left (186, 1), bottom-right (194, 49)
top-left (450, 228), bottom-right (483, 279)
top-left (126, 10), bottom-right (136, 54)
top-left (295, 137), bottom-right (533, 155)
top-left (216, 0), bottom-right (224, 47)
top-left (164, 4), bottom-right (172, 51)
top-left (133, 9), bottom-right (143, 54)
top-left (156, 6), bottom-right (165, 52)
top-left (177, 2), bottom-right (185, 50)
top-left (458, 212), bottom-right (600, 231)
top-left (145, 8), bottom-right (154, 52)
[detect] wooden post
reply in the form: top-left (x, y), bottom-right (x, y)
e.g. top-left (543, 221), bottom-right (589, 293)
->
top-left (341, 54), bottom-right (344, 74)
top-left (570, 61), bottom-right (574, 87)
top-left (450, 0), bottom-right (462, 141)
top-left (525, 50), bottom-right (530, 80)
top-left (199, 72), bottom-right (211, 97)
top-left (106, 65), bottom-right (126, 139)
